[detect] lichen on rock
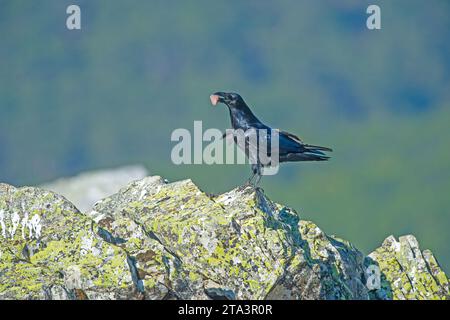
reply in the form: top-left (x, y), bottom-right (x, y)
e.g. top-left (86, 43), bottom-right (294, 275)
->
top-left (367, 235), bottom-right (449, 300)
top-left (86, 177), bottom-right (373, 299)
top-left (0, 183), bottom-right (136, 300)
top-left (0, 175), bottom-right (448, 300)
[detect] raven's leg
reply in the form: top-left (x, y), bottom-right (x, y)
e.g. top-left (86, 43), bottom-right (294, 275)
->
top-left (246, 171), bottom-right (256, 185)
top-left (255, 166), bottom-right (262, 187)
top-left (252, 164), bottom-right (263, 187)
top-left (244, 164), bottom-right (258, 186)
top-left (238, 166), bottom-right (257, 191)
top-left (254, 174), bottom-right (261, 186)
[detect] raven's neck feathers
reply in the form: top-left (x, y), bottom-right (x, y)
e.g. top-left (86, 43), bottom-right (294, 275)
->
top-left (228, 100), bottom-right (262, 129)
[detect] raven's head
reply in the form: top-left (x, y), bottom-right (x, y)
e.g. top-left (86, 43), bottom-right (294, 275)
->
top-left (210, 92), bottom-right (244, 108)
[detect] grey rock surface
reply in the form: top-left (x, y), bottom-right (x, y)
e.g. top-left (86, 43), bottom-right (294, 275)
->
top-left (0, 183), bottom-right (138, 300)
top-left (367, 235), bottom-right (449, 300)
top-left (1, 174), bottom-right (448, 300)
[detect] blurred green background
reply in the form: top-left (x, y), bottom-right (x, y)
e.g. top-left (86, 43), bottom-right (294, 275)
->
top-left (1, 0), bottom-right (449, 272)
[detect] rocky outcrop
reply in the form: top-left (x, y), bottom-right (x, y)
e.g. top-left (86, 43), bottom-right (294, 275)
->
top-left (0, 183), bottom-right (137, 299)
top-left (0, 175), bottom-right (448, 300)
top-left (367, 235), bottom-right (449, 300)
top-left (88, 177), bottom-right (369, 299)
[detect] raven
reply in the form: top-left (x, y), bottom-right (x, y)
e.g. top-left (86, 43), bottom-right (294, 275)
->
top-left (210, 92), bottom-right (332, 185)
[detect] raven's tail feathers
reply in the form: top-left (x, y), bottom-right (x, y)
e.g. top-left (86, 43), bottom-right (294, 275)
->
top-left (303, 153), bottom-right (330, 161)
top-left (284, 152), bottom-right (330, 162)
top-left (304, 144), bottom-right (333, 152)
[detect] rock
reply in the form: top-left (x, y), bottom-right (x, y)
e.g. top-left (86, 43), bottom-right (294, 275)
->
top-left (367, 235), bottom-right (449, 300)
top-left (40, 165), bottom-right (148, 213)
top-left (1, 175), bottom-right (448, 300)
top-left (89, 177), bottom-right (370, 299)
top-left (0, 183), bottom-right (139, 299)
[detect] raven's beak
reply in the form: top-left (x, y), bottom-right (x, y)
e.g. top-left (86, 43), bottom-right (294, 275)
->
top-left (210, 94), bottom-right (220, 106)
top-left (210, 92), bottom-right (226, 106)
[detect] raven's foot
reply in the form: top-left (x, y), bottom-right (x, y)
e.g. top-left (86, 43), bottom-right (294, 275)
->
top-left (237, 173), bottom-right (256, 192)
top-left (244, 172), bottom-right (256, 185)
top-left (237, 184), bottom-right (251, 192)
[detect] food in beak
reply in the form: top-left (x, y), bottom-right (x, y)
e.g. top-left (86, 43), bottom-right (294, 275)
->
top-left (210, 94), bottom-right (220, 106)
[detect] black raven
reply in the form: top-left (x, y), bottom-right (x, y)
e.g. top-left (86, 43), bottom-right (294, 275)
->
top-left (210, 92), bottom-right (332, 185)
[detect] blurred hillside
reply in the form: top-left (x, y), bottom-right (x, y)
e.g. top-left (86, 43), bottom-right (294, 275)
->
top-left (1, 0), bottom-right (449, 271)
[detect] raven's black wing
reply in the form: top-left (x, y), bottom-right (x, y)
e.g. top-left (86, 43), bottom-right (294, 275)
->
top-left (279, 130), bottom-right (332, 152)
top-left (277, 130), bottom-right (332, 162)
